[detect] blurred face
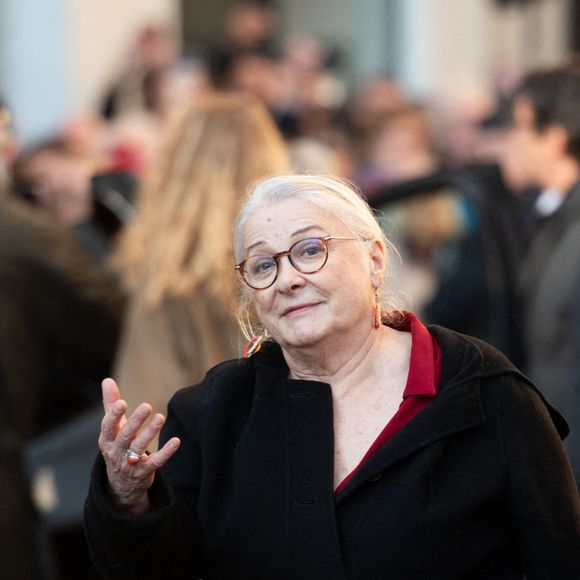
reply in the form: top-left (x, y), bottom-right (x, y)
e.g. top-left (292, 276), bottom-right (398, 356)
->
top-left (241, 198), bottom-right (384, 349)
top-left (370, 117), bottom-right (435, 181)
top-left (227, 5), bottom-right (277, 47)
top-left (508, 97), bottom-right (559, 188)
top-left (20, 151), bottom-right (93, 226)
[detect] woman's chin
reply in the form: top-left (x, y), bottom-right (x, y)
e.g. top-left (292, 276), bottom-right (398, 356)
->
top-left (276, 322), bottom-right (327, 350)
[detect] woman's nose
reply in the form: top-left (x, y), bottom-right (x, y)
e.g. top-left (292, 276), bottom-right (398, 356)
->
top-left (275, 255), bottom-right (306, 291)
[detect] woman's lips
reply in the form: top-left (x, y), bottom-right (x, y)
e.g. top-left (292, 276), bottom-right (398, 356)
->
top-left (282, 303), bottom-right (320, 317)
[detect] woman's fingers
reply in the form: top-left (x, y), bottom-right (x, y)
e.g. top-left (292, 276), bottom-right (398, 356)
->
top-left (115, 402), bottom-right (153, 449)
top-left (100, 378), bottom-right (127, 443)
top-left (103, 438), bottom-right (181, 512)
top-left (140, 437), bottom-right (181, 473)
top-left (102, 378), bottom-right (121, 414)
top-left (99, 398), bottom-right (128, 444)
top-left (97, 380), bottom-right (180, 511)
top-left (129, 412), bottom-right (166, 456)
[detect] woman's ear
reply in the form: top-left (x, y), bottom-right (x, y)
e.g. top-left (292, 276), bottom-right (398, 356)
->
top-left (368, 238), bottom-right (386, 289)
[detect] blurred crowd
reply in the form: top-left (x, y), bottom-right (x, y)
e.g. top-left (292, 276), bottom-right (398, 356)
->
top-left (1, 1), bottom-right (580, 578)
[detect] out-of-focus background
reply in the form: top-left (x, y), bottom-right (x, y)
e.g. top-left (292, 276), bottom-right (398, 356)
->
top-left (1, 1), bottom-right (580, 578)
top-left (0, 0), bottom-right (573, 144)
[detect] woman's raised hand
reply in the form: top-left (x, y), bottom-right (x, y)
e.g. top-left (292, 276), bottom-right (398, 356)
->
top-left (98, 378), bottom-right (181, 514)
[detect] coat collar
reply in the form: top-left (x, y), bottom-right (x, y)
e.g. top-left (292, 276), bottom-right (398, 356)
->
top-left (249, 324), bottom-right (569, 505)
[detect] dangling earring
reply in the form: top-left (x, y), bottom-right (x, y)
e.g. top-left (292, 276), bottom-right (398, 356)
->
top-left (242, 330), bottom-right (268, 358)
top-left (373, 293), bottom-right (382, 329)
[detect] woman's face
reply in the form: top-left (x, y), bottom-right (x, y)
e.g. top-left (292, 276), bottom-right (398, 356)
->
top-left (242, 198), bottom-right (385, 349)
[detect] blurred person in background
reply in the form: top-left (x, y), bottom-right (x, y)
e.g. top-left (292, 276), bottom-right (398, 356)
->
top-left (100, 25), bottom-right (180, 121)
top-left (222, 0), bottom-right (279, 55)
top-left (12, 138), bottom-right (137, 268)
top-left (0, 193), bottom-right (124, 579)
top-left (0, 102), bottom-right (122, 438)
top-left (507, 65), bottom-right (580, 488)
top-left (436, 83), bottom-right (494, 168)
top-left (0, 95), bottom-right (36, 580)
top-left (214, 25), bottom-right (349, 160)
top-left (13, 139), bottom-right (101, 229)
top-left (277, 34), bottom-right (347, 138)
top-left (0, 95), bottom-right (124, 580)
top-left (2, 98), bottom-right (118, 578)
top-left (354, 104), bottom-right (439, 196)
top-left (110, 93), bottom-right (288, 421)
top-left (360, 96), bottom-right (529, 367)
top-left (209, 0), bottom-right (280, 89)
top-left (222, 51), bottom-right (284, 113)
top-left (350, 75), bottom-right (409, 134)
top-left (348, 75), bottom-right (410, 166)
top-left (476, 92), bottom-right (542, 239)
top-left (279, 35), bottom-right (353, 178)
top-left (100, 25), bottom-right (212, 180)
top-left (351, 102), bottom-right (447, 319)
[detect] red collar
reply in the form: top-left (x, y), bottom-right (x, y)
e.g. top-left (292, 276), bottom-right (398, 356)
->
top-left (334, 312), bottom-right (440, 495)
top-left (388, 311), bottom-right (440, 398)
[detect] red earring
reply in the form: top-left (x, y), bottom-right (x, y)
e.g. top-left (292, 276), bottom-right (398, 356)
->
top-left (243, 335), bottom-right (264, 358)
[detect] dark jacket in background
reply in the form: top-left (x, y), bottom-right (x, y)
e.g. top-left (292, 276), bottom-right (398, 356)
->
top-left (0, 361), bottom-right (37, 580)
top-left (518, 183), bottom-right (580, 487)
top-left (0, 197), bottom-right (123, 579)
top-left (85, 326), bottom-right (580, 580)
top-left (0, 197), bottom-right (124, 436)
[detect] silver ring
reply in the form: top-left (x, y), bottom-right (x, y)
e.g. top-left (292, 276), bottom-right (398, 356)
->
top-left (125, 448), bottom-right (141, 464)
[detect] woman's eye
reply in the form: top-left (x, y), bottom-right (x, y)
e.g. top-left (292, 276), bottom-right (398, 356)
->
top-left (250, 258), bottom-right (275, 276)
top-left (298, 242), bottom-right (324, 259)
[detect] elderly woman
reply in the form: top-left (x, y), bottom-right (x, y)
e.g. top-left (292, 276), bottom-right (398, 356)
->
top-left (85, 175), bottom-right (580, 579)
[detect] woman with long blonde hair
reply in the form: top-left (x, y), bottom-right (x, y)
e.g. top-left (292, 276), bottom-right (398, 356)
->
top-left (112, 93), bottom-right (289, 417)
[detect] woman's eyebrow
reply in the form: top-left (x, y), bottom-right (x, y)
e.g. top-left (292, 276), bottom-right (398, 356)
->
top-left (245, 225), bottom-right (326, 254)
top-left (291, 225), bottom-right (326, 238)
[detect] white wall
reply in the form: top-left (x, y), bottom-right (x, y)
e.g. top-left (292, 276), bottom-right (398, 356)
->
top-left (396, 0), bottom-right (434, 97)
top-left (487, 0), bottom-right (569, 72)
top-left (395, 0), bottom-right (570, 104)
top-left (280, 0), bottom-right (390, 85)
top-left (64, 0), bottom-right (180, 115)
top-left (0, 0), bottom-right (179, 144)
top-left (281, 0), bottom-right (570, 103)
top-left (0, 0), bottom-right (70, 143)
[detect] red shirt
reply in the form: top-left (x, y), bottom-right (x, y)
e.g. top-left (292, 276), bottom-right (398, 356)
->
top-left (334, 312), bottom-right (441, 494)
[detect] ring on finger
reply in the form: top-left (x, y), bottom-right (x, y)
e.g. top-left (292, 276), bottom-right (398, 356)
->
top-left (125, 448), bottom-right (142, 465)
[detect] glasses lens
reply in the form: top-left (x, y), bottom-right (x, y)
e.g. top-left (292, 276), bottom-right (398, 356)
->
top-left (290, 238), bottom-right (327, 273)
top-left (244, 255), bottom-right (277, 288)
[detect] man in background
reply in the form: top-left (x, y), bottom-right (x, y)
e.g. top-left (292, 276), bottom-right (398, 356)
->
top-left (509, 65), bottom-right (580, 488)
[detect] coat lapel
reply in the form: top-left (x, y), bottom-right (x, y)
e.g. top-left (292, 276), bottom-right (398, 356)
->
top-left (254, 348), bottom-right (348, 579)
top-left (284, 377), bottom-right (347, 579)
top-left (335, 378), bottom-right (486, 505)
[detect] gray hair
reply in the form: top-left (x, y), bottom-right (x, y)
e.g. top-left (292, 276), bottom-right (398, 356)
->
top-left (233, 174), bottom-right (402, 339)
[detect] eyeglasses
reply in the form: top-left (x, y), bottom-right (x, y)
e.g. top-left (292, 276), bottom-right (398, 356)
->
top-left (235, 235), bottom-right (359, 290)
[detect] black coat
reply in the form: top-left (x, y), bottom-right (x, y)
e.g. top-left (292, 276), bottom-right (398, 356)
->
top-left (0, 198), bottom-right (123, 580)
top-left (518, 183), bottom-right (580, 484)
top-left (85, 326), bottom-right (580, 579)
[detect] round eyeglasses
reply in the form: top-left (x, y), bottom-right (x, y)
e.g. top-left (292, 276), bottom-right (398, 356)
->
top-left (234, 235), bottom-right (359, 290)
